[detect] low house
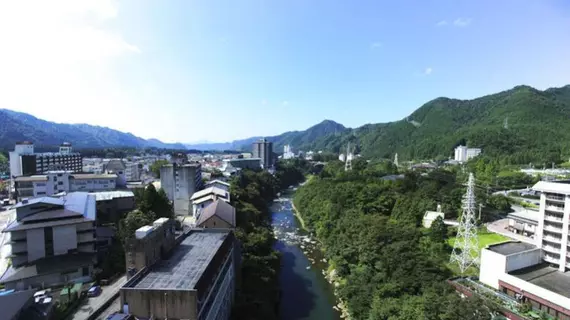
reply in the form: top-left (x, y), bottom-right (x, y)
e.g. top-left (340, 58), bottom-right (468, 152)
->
top-left (205, 180), bottom-right (230, 192)
top-left (422, 204), bottom-right (444, 228)
top-left (507, 208), bottom-right (538, 238)
top-left (196, 200), bottom-right (236, 229)
top-left (190, 187), bottom-right (230, 218)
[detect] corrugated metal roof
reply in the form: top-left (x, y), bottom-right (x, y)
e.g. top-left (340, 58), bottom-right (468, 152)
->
top-left (92, 190), bottom-right (134, 201)
top-left (197, 199), bottom-right (236, 227)
top-left (190, 187), bottom-right (227, 201)
top-left (71, 173), bottom-right (117, 180)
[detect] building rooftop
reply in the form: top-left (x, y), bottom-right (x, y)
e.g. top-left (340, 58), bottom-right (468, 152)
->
top-left (509, 264), bottom-right (570, 299)
top-left (128, 230), bottom-right (230, 290)
top-left (533, 181), bottom-right (570, 195)
top-left (507, 208), bottom-right (539, 224)
top-left (205, 179), bottom-right (230, 187)
top-left (104, 159), bottom-right (126, 172)
top-left (487, 241), bottom-right (537, 255)
top-left (423, 211), bottom-right (444, 221)
top-left (197, 200), bottom-right (236, 227)
top-left (190, 187), bottom-right (228, 201)
top-left (20, 208), bottom-right (83, 223)
top-left (0, 289), bottom-right (35, 320)
top-left (14, 175), bottom-right (48, 182)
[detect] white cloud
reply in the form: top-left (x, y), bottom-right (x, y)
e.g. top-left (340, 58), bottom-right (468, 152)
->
top-left (453, 18), bottom-right (472, 27)
top-left (436, 20), bottom-right (448, 27)
top-left (0, 0), bottom-right (140, 128)
top-left (370, 42), bottom-right (383, 49)
top-left (424, 67), bottom-right (433, 75)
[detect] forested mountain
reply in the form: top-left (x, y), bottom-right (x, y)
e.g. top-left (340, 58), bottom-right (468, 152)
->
top-left (303, 85), bottom-right (570, 164)
top-left (0, 109), bottom-right (186, 150)
top-left (184, 119), bottom-right (347, 151)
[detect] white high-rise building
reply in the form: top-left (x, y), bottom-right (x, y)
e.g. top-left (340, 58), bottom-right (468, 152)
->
top-left (532, 181), bottom-right (570, 272)
top-left (454, 145), bottom-right (481, 162)
top-left (283, 145), bottom-right (295, 160)
top-left (160, 163), bottom-right (203, 216)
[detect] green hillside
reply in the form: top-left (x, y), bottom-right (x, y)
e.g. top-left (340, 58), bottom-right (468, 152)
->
top-left (303, 85), bottom-right (570, 164)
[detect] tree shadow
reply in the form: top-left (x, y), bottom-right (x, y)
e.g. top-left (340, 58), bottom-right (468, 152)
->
top-left (276, 242), bottom-right (318, 320)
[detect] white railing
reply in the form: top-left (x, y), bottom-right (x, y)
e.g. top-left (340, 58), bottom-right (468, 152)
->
top-left (544, 214), bottom-right (563, 223)
top-left (543, 225), bottom-right (562, 233)
top-left (544, 255), bottom-right (560, 264)
top-left (546, 195), bottom-right (565, 202)
top-left (542, 245), bottom-right (561, 253)
top-left (543, 235), bottom-right (562, 243)
top-left (546, 205), bottom-right (564, 212)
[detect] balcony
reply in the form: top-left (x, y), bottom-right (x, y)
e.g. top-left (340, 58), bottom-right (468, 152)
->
top-left (543, 235), bottom-right (562, 243)
top-left (542, 245), bottom-right (561, 253)
top-left (546, 195), bottom-right (565, 202)
top-left (544, 214), bottom-right (564, 223)
top-left (544, 255), bottom-right (560, 264)
top-left (545, 205), bottom-right (564, 213)
top-left (543, 225), bottom-right (562, 233)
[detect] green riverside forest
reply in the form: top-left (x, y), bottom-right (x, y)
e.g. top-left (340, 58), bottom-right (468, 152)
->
top-left (293, 160), bottom-right (496, 320)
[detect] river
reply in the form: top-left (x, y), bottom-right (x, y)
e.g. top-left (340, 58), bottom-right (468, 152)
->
top-left (271, 191), bottom-right (341, 320)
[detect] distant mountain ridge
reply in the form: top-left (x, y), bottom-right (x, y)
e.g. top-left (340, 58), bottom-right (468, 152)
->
top-left (184, 120), bottom-right (347, 151)
top-left (0, 109), bottom-right (187, 150)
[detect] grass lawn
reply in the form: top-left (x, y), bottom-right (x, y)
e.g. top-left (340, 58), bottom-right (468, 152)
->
top-left (446, 228), bottom-right (510, 276)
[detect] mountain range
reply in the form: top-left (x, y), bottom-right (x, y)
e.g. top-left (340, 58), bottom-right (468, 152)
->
top-left (0, 109), bottom-right (187, 150)
top-left (2, 84), bottom-right (570, 164)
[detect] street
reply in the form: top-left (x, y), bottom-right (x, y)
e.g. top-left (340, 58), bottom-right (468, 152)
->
top-left (71, 275), bottom-right (126, 320)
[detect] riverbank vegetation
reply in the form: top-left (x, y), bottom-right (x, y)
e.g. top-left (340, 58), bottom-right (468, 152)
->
top-left (294, 160), bottom-right (497, 319)
top-left (230, 161), bottom-right (307, 319)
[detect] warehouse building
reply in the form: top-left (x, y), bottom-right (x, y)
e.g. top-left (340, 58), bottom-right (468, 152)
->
top-left (120, 229), bottom-right (238, 320)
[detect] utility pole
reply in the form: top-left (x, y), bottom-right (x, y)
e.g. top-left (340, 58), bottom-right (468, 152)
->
top-left (450, 173), bottom-right (480, 274)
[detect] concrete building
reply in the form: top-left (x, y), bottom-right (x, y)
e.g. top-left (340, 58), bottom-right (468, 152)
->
top-left (190, 187), bottom-right (230, 218)
top-left (14, 171), bottom-right (117, 201)
top-left (9, 142), bottom-right (82, 180)
top-left (92, 190), bottom-right (136, 223)
top-left (507, 208), bottom-right (539, 238)
top-left (283, 145), bottom-right (295, 160)
top-left (196, 200), bottom-right (236, 229)
top-left (222, 158), bottom-right (261, 171)
top-left (124, 162), bottom-right (141, 182)
top-left (205, 180), bottom-right (230, 192)
top-left (479, 241), bottom-right (570, 319)
top-left (125, 218), bottom-right (176, 279)
top-left (252, 138), bottom-right (274, 169)
top-left (453, 145), bottom-right (482, 162)
top-left (532, 181), bottom-right (570, 272)
top-left (422, 204), bottom-right (444, 228)
top-left (120, 229), bottom-right (238, 320)
top-left (0, 193), bottom-right (97, 290)
top-left (161, 163), bottom-right (203, 216)
top-left (104, 159), bottom-right (127, 187)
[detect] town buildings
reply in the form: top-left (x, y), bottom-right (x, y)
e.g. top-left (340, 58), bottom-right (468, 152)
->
top-left (283, 145), bottom-right (295, 160)
top-left (9, 142), bottom-right (82, 182)
top-left (196, 199), bottom-right (236, 229)
top-left (453, 145), bottom-right (482, 162)
top-left (0, 193), bottom-right (97, 290)
top-left (252, 138), bottom-right (274, 168)
top-left (204, 180), bottom-right (230, 192)
top-left (13, 171), bottom-right (117, 201)
top-left (160, 163), bottom-right (203, 216)
top-left (507, 208), bottom-right (538, 238)
top-left (120, 229), bottom-right (238, 320)
top-left (223, 158), bottom-right (261, 171)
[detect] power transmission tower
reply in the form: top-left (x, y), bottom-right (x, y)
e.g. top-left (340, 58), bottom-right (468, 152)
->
top-left (394, 153), bottom-right (399, 167)
top-left (345, 142), bottom-right (352, 171)
top-left (450, 173), bottom-right (480, 274)
top-left (503, 116), bottom-right (509, 130)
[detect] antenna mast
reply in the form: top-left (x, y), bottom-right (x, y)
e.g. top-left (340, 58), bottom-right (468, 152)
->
top-left (450, 173), bottom-right (480, 274)
top-left (345, 142), bottom-right (352, 171)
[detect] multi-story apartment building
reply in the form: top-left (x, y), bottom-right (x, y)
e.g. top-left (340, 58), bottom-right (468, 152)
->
top-left (14, 171), bottom-right (117, 201)
top-left (190, 187), bottom-right (230, 218)
top-left (9, 142), bottom-right (82, 180)
top-left (252, 138), bottom-right (274, 169)
top-left (120, 229), bottom-right (238, 320)
top-left (160, 163), bottom-right (203, 216)
top-left (532, 181), bottom-right (570, 271)
top-left (453, 145), bottom-right (482, 162)
top-left (0, 193), bottom-right (97, 290)
top-left (124, 162), bottom-right (141, 182)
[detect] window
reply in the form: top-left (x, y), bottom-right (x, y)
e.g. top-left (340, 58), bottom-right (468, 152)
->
top-left (58, 181), bottom-right (63, 185)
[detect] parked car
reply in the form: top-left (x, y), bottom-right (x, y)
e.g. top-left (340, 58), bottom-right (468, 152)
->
top-left (87, 285), bottom-right (102, 297)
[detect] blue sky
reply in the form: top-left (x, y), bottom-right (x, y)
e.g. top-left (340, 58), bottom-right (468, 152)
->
top-left (1, 0), bottom-right (569, 143)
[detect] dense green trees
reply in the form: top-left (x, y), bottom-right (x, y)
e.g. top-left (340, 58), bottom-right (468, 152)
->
top-left (150, 159), bottom-right (169, 178)
top-left (294, 162), bottom-right (494, 319)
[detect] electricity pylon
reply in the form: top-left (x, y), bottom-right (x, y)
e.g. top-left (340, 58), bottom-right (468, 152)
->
top-left (450, 173), bottom-right (480, 274)
top-left (344, 142), bottom-right (352, 171)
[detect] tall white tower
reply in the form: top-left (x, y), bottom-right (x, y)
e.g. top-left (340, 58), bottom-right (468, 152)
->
top-left (450, 173), bottom-right (480, 274)
top-left (394, 153), bottom-right (399, 167)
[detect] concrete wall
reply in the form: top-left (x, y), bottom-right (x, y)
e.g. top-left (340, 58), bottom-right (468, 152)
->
top-left (505, 248), bottom-right (542, 272)
top-left (53, 225), bottom-right (78, 255)
top-left (479, 248), bottom-right (506, 289)
top-left (26, 228), bottom-right (45, 263)
top-left (120, 289), bottom-right (197, 320)
top-left (6, 266), bottom-right (89, 291)
top-left (199, 216), bottom-right (232, 229)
